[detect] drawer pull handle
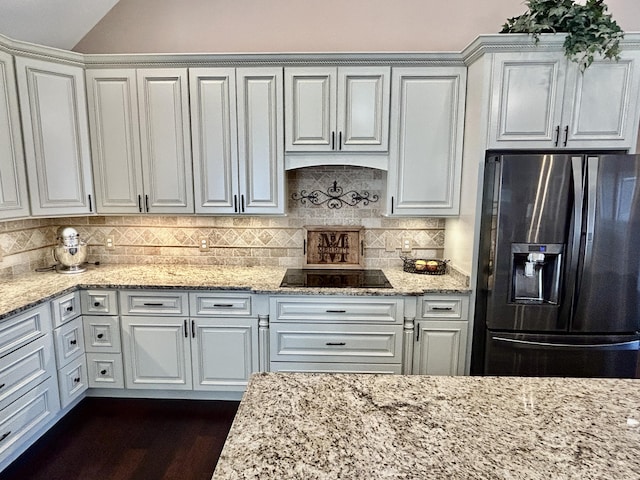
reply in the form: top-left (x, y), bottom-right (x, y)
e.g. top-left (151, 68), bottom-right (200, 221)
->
top-left (74, 377), bottom-right (81, 383)
top-left (0, 383), bottom-right (5, 389)
top-left (70, 340), bottom-right (77, 345)
top-left (100, 369), bottom-right (107, 375)
top-left (432, 307), bottom-right (453, 311)
top-left (97, 334), bottom-right (104, 339)
top-left (326, 342), bottom-right (346, 346)
top-left (143, 302), bottom-right (164, 307)
top-left (213, 304), bottom-right (234, 308)
top-left (93, 301), bottom-right (101, 307)
top-left (0, 431), bottom-right (11, 442)
top-left (326, 309), bottom-right (347, 313)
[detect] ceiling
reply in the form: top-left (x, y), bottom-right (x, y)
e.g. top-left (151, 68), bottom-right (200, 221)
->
top-left (0, 0), bottom-right (120, 50)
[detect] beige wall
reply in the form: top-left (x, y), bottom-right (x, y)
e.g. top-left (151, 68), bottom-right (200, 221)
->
top-left (73, 0), bottom-right (640, 54)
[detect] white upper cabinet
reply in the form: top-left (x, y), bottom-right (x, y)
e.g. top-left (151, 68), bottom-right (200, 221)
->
top-left (387, 67), bottom-right (466, 216)
top-left (284, 67), bottom-right (390, 153)
top-left (15, 57), bottom-right (94, 216)
top-left (190, 67), bottom-right (284, 214)
top-left (86, 69), bottom-right (143, 213)
top-left (86, 68), bottom-right (194, 214)
top-left (489, 50), bottom-right (640, 150)
top-left (0, 51), bottom-right (29, 219)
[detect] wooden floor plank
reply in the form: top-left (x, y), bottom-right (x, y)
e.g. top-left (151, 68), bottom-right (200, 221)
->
top-left (0, 397), bottom-right (239, 480)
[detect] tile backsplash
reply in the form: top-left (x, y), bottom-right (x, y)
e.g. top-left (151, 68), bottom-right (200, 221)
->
top-left (0, 166), bottom-right (446, 277)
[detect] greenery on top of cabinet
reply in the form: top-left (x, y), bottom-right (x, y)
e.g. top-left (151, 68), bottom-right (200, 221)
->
top-left (501, 0), bottom-right (624, 71)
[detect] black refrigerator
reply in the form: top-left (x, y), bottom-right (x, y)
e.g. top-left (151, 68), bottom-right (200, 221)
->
top-left (472, 153), bottom-right (640, 378)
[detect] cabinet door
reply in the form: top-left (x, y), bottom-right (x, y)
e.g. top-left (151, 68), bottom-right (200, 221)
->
top-left (562, 51), bottom-right (640, 149)
top-left (413, 320), bottom-right (468, 376)
top-left (137, 69), bottom-right (193, 214)
top-left (86, 69), bottom-right (144, 213)
top-left (0, 51), bottom-right (29, 219)
top-left (191, 318), bottom-right (258, 391)
top-left (121, 316), bottom-right (192, 390)
top-left (337, 67), bottom-right (390, 152)
top-left (388, 67), bottom-right (466, 216)
top-left (284, 67), bottom-right (336, 152)
top-left (236, 68), bottom-right (285, 214)
top-left (189, 68), bottom-right (239, 214)
top-left (15, 57), bottom-right (94, 216)
top-left (488, 52), bottom-right (566, 148)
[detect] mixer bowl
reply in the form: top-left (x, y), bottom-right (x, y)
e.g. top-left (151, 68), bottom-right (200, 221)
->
top-left (53, 243), bottom-right (87, 274)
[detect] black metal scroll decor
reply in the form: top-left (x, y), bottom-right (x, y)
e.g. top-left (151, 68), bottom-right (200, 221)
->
top-left (291, 180), bottom-right (379, 209)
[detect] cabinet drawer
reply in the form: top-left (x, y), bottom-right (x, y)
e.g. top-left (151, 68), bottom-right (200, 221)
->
top-left (119, 291), bottom-right (188, 316)
top-left (270, 324), bottom-right (402, 363)
top-left (0, 304), bottom-right (51, 358)
top-left (57, 355), bottom-right (87, 409)
top-left (271, 297), bottom-right (402, 324)
top-left (51, 291), bottom-right (81, 328)
top-left (270, 362), bottom-right (402, 374)
top-left (53, 318), bottom-right (85, 368)
top-left (0, 335), bottom-right (55, 411)
top-left (83, 316), bottom-right (121, 353)
top-left (0, 376), bottom-right (60, 460)
top-left (86, 353), bottom-right (124, 389)
top-left (420, 295), bottom-right (469, 320)
top-left (190, 293), bottom-right (251, 317)
top-left (80, 290), bottom-right (118, 315)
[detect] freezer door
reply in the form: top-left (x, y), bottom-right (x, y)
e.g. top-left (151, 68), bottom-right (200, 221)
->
top-left (485, 331), bottom-right (640, 378)
top-left (571, 155), bottom-right (640, 333)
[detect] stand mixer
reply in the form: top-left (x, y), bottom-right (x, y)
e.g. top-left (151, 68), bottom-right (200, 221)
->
top-left (53, 226), bottom-right (87, 274)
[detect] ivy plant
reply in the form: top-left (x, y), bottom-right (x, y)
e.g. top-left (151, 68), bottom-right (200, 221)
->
top-left (501, 0), bottom-right (624, 71)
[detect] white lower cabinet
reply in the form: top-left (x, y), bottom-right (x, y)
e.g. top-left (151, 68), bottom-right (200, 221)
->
top-left (52, 316), bottom-right (87, 408)
top-left (0, 304), bottom-right (60, 470)
top-left (120, 291), bottom-right (259, 393)
top-left (269, 296), bottom-right (404, 373)
top-left (412, 294), bottom-right (470, 376)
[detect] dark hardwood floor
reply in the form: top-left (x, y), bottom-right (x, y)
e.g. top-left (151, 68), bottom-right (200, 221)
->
top-left (0, 397), bottom-right (239, 480)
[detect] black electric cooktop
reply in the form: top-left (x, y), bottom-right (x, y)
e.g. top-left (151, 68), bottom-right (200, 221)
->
top-left (280, 269), bottom-right (392, 288)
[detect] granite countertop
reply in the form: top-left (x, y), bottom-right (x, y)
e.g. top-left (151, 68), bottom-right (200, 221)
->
top-left (212, 373), bottom-right (640, 480)
top-left (0, 264), bottom-right (469, 319)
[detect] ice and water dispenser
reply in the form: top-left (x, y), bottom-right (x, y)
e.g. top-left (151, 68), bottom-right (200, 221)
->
top-left (510, 244), bottom-right (563, 304)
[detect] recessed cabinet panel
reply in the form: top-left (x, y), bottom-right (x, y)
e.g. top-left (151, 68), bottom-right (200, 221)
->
top-left (80, 290), bottom-right (119, 316)
top-left (53, 318), bottom-right (84, 367)
top-left (51, 291), bottom-right (81, 328)
top-left (137, 69), bottom-right (193, 213)
top-left (121, 317), bottom-right (192, 390)
top-left (15, 57), bottom-right (93, 216)
top-left (0, 304), bottom-right (51, 358)
top-left (57, 355), bottom-right (88, 408)
top-left (0, 51), bottom-right (29, 220)
top-left (86, 353), bottom-right (124, 389)
top-left (337, 67), bottom-right (390, 152)
top-left (86, 70), bottom-right (143, 213)
top-left (0, 335), bottom-right (54, 411)
top-left (491, 55), bottom-right (564, 144)
top-left (236, 68), bottom-right (284, 214)
top-left (83, 316), bottom-right (121, 353)
top-left (190, 69), bottom-right (239, 213)
top-left (285, 69), bottom-right (336, 151)
top-left (565, 54), bottom-right (640, 145)
top-left (388, 67), bottom-right (465, 216)
top-left (192, 318), bottom-right (258, 391)
top-left (413, 321), bottom-right (468, 376)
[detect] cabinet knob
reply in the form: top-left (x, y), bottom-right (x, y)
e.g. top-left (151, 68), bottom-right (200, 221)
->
top-left (73, 377), bottom-right (81, 383)
top-left (100, 369), bottom-right (107, 375)
top-left (93, 301), bottom-right (101, 307)
top-left (97, 333), bottom-right (104, 339)
top-left (66, 306), bottom-right (74, 312)
top-left (70, 340), bottom-right (77, 345)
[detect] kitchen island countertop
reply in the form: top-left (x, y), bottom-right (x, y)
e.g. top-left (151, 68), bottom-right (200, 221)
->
top-left (0, 264), bottom-right (469, 319)
top-left (212, 372), bottom-right (640, 480)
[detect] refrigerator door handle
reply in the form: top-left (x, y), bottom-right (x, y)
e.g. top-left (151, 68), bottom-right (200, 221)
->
top-left (583, 156), bottom-right (599, 274)
top-left (493, 336), bottom-right (640, 351)
top-left (566, 156), bottom-right (584, 316)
